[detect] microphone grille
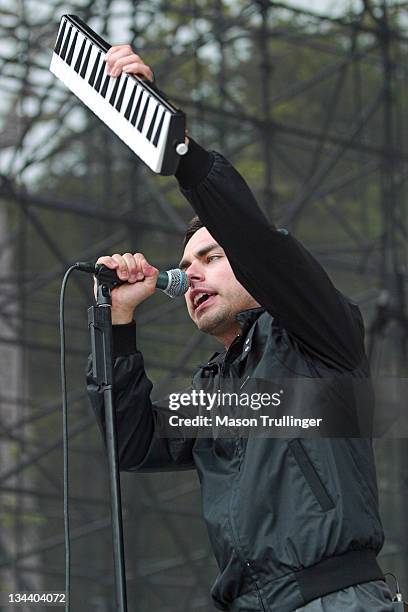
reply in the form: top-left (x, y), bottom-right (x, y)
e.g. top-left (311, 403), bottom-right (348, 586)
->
top-left (163, 269), bottom-right (189, 298)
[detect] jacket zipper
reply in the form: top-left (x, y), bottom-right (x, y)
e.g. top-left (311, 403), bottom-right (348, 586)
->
top-left (222, 340), bottom-right (265, 610)
top-left (240, 375), bottom-right (250, 390)
top-left (228, 510), bottom-right (266, 611)
top-left (227, 445), bottom-right (265, 611)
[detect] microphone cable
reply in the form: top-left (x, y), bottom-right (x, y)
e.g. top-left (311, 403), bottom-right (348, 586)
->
top-left (58, 261), bottom-right (187, 612)
top-left (385, 572), bottom-right (408, 610)
top-left (59, 265), bottom-right (78, 612)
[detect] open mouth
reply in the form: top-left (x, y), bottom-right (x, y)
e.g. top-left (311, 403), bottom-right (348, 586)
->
top-left (193, 292), bottom-right (217, 311)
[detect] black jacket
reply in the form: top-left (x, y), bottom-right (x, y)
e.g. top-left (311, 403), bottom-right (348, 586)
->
top-left (87, 140), bottom-right (385, 611)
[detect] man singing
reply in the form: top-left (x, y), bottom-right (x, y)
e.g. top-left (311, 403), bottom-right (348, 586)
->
top-left (87, 46), bottom-right (393, 611)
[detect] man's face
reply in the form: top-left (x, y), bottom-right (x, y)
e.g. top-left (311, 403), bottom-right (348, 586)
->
top-left (180, 227), bottom-right (259, 342)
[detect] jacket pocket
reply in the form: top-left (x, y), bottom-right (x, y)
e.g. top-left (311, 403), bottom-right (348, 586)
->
top-left (288, 439), bottom-right (334, 512)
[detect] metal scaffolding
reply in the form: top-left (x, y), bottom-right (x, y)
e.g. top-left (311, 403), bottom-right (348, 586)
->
top-left (0, 0), bottom-right (407, 610)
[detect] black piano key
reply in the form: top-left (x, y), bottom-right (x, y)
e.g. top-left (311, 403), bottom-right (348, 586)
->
top-left (137, 96), bottom-right (150, 132)
top-left (54, 20), bottom-right (66, 55)
top-left (100, 74), bottom-right (110, 98)
top-left (66, 30), bottom-right (78, 66)
top-left (109, 77), bottom-right (121, 106)
top-left (88, 51), bottom-right (101, 87)
top-left (130, 91), bottom-right (143, 126)
top-left (146, 105), bottom-right (159, 141)
top-left (81, 43), bottom-right (93, 79)
top-left (115, 78), bottom-right (128, 112)
top-left (74, 38), bottom-right (86, 73)
top-left (124, 87), bottom-right (137, 120)
top-left (60, 25), bottom-right (72, 61)
top-left (152, 110), bottom-right (165, 147)
top-left (94, 60), bottom-right (106, 93)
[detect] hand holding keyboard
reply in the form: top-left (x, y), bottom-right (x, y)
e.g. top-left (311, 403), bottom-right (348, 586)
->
top-left (50, 15), bottom-right (187, 175)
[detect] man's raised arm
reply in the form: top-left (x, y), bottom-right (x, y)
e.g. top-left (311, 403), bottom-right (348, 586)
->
top-left (175, 139), bottom-right (365, 370)
top-left (103, 47), bottom-right (364, 369)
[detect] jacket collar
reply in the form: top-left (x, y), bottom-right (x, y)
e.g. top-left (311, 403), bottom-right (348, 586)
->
top-left (199, 308), bottom-right (265, 369)
top-left (235, 307), bottom-right (265, 334)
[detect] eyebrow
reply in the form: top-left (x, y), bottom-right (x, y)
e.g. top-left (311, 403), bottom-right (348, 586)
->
top-left (179, 242), bottom-right (221, 270)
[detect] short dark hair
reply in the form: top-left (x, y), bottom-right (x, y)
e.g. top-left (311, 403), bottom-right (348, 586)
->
top-left (183, 215), bottom-right (204, 250)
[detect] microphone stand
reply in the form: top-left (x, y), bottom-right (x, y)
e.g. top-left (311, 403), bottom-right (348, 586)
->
top-left (88, 280), bottom-right (128, 612)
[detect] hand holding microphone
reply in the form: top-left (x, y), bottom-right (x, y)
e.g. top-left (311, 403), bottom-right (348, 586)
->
top-left (80, 253), bottom-right (187, 325)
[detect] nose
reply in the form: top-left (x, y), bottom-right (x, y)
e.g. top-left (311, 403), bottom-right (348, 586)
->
top-left (186, 260), bottom-right (205, 285)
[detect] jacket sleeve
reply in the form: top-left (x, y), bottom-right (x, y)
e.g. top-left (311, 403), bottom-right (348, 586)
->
top-left (175, 139), bottom-right (365, 370)
top-left (87, 322), bottom-right (195, 472)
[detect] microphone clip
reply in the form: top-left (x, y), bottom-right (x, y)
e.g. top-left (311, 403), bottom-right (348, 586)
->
top-left (95, 280), bottom-right (113, 306)
top-left (94, 265), bottom-right (123, 289)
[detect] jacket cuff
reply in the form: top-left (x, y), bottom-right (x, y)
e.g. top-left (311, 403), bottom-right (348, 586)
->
top-left (175, 138), bottom-right (214, 189)
top-left (112, 321), bottom-right (137, 357)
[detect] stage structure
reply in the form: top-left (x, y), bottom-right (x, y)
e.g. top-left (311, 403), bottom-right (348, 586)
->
top-left (0, 1), bottom-right (407, 610)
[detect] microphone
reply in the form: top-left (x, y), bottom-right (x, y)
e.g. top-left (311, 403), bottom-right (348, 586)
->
top-left (75, 261), bottom-right (189, 298)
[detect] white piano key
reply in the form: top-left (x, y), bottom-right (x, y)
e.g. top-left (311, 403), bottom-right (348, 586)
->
top-left (108, 76), bottom-right (121, 107)
top-left (104, 74), bottom-right (117, 102)
top-left (71, 31), bottom-right (86, 71)
top-left (129, 87), bottom-right (144, 125)
top-left (65, 29), bottom-right (79, 66)
top-left (60, 24), bottom-right (73, 60)
top-left (151, 108), bottom-right (165, 145)
top-left (141, 97), bottom-right (157, 139)
top-left (154, 112), bottom-right (171, 167)
top-left (94, 57), bottom-right (108, 92)
top-left (54, 19), bottom-right (67, 55)
top-left (86, 45), bottom-right (101, 83)
top-left (78, 40), bottom-right (91, 77)
top-left (120, 78), bottom-right (134, 116)
top-left (115, 74), bottom-right (130, 111)
top-left (134, 90), bottom-right (149, 129)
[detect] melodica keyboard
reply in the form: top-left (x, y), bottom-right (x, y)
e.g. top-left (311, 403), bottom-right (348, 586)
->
top-left (50, 15), bottom-right (187, 175)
